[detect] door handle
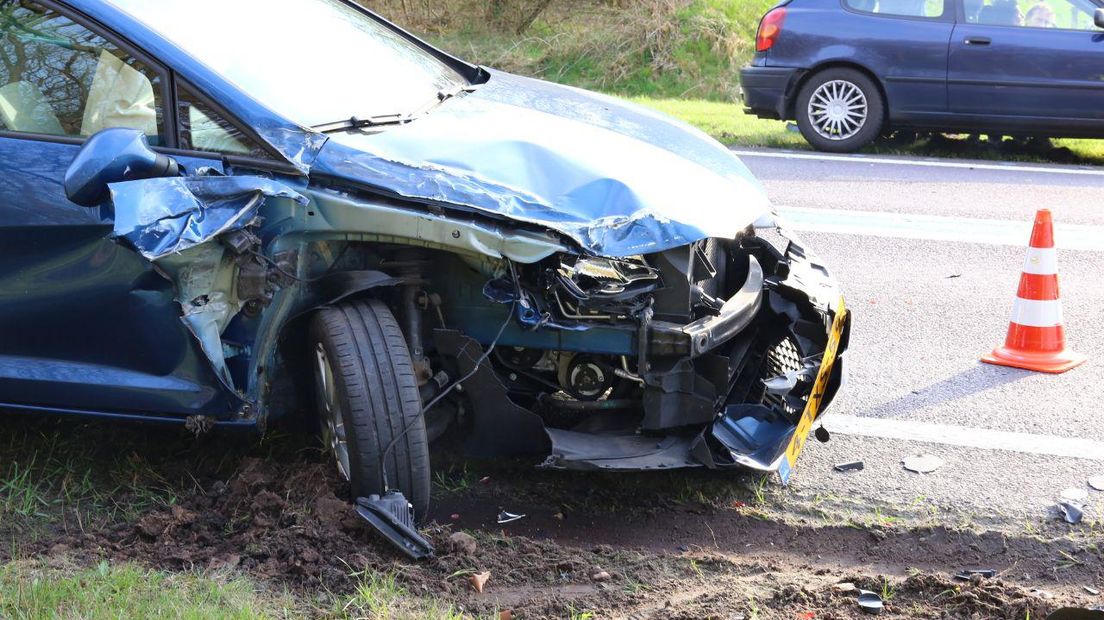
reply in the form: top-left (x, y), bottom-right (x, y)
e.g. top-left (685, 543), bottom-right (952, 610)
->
top-left (964, 37), bottom-right (992, 45)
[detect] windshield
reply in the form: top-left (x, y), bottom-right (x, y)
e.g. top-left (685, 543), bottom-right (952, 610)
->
top-left (106, 0), bottom-right (468, 127)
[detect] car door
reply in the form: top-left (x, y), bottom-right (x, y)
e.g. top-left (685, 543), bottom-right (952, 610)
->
top-left (948, 0), bottom-right (1104, 123)
top-left (0, 0), bottom-right (237, 417)
top-left (835, 0), bottom-right (955, 118)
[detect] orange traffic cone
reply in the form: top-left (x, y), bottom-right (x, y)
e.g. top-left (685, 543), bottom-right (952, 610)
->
top-left (982, 209), bottom-right (1085, 374)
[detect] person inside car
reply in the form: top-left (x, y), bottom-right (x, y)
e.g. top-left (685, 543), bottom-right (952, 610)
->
top-left (1025, 3), bottom-right (1058, 27)
top-left (979, 0), bottom-right (1024, 25)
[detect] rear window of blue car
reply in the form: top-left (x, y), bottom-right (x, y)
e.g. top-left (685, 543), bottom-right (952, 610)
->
top-left (844, 0), bottom-right (947, 18)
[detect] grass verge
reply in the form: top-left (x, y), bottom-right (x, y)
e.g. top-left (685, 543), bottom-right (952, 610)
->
top-left (0, 559), bottom-right (298, 619)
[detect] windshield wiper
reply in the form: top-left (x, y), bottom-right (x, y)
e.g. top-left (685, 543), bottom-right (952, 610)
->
top-left (312, 113), bottom-right (413, 134)
top-left (312, 84), bottom-right (479, 134)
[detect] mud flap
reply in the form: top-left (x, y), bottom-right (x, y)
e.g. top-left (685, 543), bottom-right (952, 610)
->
top-left (355, 493), bottom-right (434, 560)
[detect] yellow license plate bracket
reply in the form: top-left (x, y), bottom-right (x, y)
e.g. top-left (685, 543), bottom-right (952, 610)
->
top-left (778, 297), bottom-right (848, 485)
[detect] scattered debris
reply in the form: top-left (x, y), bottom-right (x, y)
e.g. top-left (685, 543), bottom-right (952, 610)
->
top-left (1063, 488), bottom-right (1090, 502)
top-left (354, 493), bottom-right (434, 560)
top-left (470, 571), bottom-right (491, 593)
top-left (902, 454), bottom-right (944, 474)
top-left (480, 476), bottom-right (492, 484)
top-left (1088, 476), bottom-right (1104, 492)
top-left (834, 460), bottom-right (864, 472)
top-left (450, 513), bottom-right (461, 521)
top-left (1085, 586), bottom-right (1101, 596)
top-left (1058, 501), bottom-right (1085, 525)
top-left (946, 273), bottom-right (962, 279)
top-left (954, 568), bottom-right (996, 581)
top-left (497, 510), bottom-right (526, 524)
top-left (857, 590), bottom-right (884, 615)
top-left (447, 532), bottom-right (477, 555)
top-left (591, 570), bottom-right (612, 582)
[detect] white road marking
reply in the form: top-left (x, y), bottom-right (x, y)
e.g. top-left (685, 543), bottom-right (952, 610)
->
top-left (824, 414), bottom-right (1104, 461)
top-left (775, 206), bottom-right (1104, 252)
top-left (732, 149), bottom-right (1104, 177)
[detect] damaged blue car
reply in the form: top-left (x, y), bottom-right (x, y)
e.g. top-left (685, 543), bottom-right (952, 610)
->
top-left (0, 0), bottom-right (849, 543)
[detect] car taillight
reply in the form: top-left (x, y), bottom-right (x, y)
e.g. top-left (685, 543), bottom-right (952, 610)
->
top-left (756, 7), bottom-right (787, 53)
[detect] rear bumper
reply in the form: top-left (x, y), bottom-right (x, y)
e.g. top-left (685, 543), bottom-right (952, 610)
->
top-left (740, 66), bottom-right (802, 120)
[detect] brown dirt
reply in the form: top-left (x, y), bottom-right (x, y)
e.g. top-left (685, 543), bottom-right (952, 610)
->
top-left (13, 449), bottom-right (1101, 619)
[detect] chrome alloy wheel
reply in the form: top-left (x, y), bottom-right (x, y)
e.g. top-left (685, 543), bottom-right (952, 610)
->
top-left (314, 342), bottom-right (351, 480)
top-left (807, 79), bottom-right (868, 141)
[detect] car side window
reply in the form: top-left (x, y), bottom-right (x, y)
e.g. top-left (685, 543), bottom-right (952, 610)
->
top-left (844, 0), bottom-right (947, 18)
top-left (0, 0), bottom-right (164, 142)
top-left (968, 0), bottom-right (1100, 29)
top-left (176, 84), bottom-right (270, 159)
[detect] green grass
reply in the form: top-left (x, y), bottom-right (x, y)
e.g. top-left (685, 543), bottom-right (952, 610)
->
top-left (0, 559), bottom-right (480, 619)
top-left (0, 560), bottom-right (298, 619)
top-left (406, 0), bottom-right (775, 101)
top-left (629, 97), bottom-right (804, 149)
top-left (334, 570), bottom-right (468, 620)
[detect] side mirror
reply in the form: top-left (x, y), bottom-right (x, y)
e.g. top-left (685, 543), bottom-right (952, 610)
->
top-left (64, 128), bottom-right (180, 207)
top-left (1096, 8), bottom-right (1104, 29)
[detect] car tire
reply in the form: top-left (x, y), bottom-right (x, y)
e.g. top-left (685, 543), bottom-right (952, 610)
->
top-left (310, 298), bottom-right (431, 519)
top-left (795, 68), bottom-right (885, 153)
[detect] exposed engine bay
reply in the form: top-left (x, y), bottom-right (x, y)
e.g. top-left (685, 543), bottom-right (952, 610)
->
top-left (365, 223), bottom-right (850, 475)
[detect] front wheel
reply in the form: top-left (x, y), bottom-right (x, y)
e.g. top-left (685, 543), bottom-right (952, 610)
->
top-left (310, 299), bottom-right (431, 519)
top-left (795, 68), bottom-right (885, 153)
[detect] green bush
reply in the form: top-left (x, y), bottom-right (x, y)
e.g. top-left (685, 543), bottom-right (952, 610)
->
top-left (366, 0), bottom-right (778, 100)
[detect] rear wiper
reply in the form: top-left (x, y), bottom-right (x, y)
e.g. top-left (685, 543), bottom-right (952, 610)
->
top-left (312, 113), bottom-right (413, 134)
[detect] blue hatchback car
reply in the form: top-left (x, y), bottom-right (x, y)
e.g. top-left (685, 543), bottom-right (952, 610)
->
top-left (742, 0), bottom-right (1104, 152)
top-left (0, 0), bottom-right (849, 531)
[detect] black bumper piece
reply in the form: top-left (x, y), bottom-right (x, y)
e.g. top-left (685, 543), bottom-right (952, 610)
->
top-left (739, 66), bottom-right (802, 120)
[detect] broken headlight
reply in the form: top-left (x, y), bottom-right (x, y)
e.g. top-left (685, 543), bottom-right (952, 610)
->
top-left (552, 255), bottom-right (661, 317)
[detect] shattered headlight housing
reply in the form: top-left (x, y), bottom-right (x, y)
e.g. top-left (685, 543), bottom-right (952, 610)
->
top-left (552, 255), bottom-right (661, 317)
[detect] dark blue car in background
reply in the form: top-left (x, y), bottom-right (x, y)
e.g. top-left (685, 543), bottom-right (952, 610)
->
top-left (0, 0), bottom-right (849, 539)
top-left (742, 0), bottom-right (1104, 152)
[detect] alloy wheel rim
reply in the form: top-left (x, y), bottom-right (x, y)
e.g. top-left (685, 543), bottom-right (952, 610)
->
top-left (808, 80), bottom-right (868, 141)
top-left (314, 343), bottom-right (351, 480)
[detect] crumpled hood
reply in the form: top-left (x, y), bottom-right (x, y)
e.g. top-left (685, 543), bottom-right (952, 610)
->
top-left (311, 70), bottom-right (771, 257)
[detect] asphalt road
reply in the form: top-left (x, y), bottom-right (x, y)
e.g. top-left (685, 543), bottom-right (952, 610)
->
top-left (737, 148), bottom-right (1104, 526)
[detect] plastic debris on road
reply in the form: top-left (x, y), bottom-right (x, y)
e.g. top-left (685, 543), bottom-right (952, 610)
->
top-left (1088, 476), bottom-right (1104, 492)
top-left (834, 461), bottom-right (864, 472)
top-left (1058, 501), bottom-right (1084, 524)
top-left (954, 569), bottom-right (996, 581)
top-left (858, 590), bottom-right (883, 615)
top-left (497, 511), bottom-right (526, 524)
top-left (902, 454), bottom-right (944, 474)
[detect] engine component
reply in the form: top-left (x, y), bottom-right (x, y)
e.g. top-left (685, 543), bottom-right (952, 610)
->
top-left (557, 353), bottom-right (615, 401)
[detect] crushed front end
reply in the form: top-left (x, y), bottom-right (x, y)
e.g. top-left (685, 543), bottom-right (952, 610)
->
top-left (427, 217), bottom-right (849, 480)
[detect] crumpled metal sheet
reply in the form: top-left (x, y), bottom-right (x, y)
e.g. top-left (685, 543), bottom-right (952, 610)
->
top-left (109, 175), bottom-right (307, 260)
top-left (313, 71), bottom-right (771, 258)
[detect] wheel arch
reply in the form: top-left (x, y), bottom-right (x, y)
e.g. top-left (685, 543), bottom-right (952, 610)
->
top-left (786, 61), bottom-right (890, 123)
top-left (253, 268), bottom-right (409, 427)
